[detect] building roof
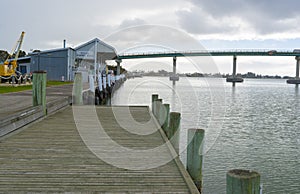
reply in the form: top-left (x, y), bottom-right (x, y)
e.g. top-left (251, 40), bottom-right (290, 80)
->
top-left (7, 56), bottom-right (31, 63)
top-left (27, 38), bottom-right (117, 61)
top-left (74, 38), bottom-right (116, 53)
top-left (29, 47), bottom-right (74, 56)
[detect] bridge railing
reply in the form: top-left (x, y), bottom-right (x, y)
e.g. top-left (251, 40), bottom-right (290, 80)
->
top-left (119, 49), bottom-right (295, 57)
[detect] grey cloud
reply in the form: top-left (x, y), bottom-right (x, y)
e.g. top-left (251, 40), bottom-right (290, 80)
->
top-left (189, 0), bottom-right (299, 19)
top-left (176, 7), bottom-right (239, 34)
top-left (118, 18), bottom-right (147, 29)
top-left (1, 0), bottom-right (300, 53)
top-left (179, 0), bottom-right (300, 36)
top-left (104, 25), bottom-right (206, 52)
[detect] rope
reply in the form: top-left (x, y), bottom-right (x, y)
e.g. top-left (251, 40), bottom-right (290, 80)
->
top-left (0, 75), bottom-right (13, 80)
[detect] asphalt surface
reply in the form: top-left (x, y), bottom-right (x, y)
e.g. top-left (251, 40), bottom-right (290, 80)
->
top-left (0, 84), bottom-right (73, 120)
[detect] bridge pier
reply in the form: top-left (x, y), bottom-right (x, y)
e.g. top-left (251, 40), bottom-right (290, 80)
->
top-left (297, 57), bottom-right (300, 78)
top-left (170, 56), bottom-right (179, 85)
top-left (226, 55), bottom-right (244, 86)
top-left (287, 56), bottom-right (300, 84)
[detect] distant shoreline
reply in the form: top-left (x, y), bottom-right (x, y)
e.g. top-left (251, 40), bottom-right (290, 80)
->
top-left (139, 74), bottom-right (292, 79)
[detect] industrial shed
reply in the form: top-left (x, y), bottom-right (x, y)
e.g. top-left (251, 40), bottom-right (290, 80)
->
top-left (30, 48), bottom-right (76, 81)
top-left (16, 56), bottom-right (31, 75)
top-left (26, 38), bottom-right (117, 81)
top-left (74, 38), bottom-right (117, 82)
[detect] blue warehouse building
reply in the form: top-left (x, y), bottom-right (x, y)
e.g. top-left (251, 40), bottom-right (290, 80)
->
top-left (18, 38), bottom-right (118, 81)
top-left (30, 47), bottom-right (76, 81)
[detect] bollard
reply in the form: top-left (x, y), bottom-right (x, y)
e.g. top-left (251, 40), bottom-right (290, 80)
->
top-left (151, 94), bottom-right (159, 116)
top-left (226, 169), bottom-right (260, 194)
top-left (169, 112), bottom-right (180, 154)
top-left (187, 128), bottom-right (205, 192)
top-left (32, 71), bottom-right (47, 115)
top-left (157, 100), bottom-right (166, 127)
top-left (72, 72), bottom-right (83, 105)
top-left (162, 104), bottom-right (170, 135)
top-left (155, 99), bottom-right (162, 121)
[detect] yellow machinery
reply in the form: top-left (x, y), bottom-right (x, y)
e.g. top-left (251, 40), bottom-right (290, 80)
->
top-left (0, 31), bottom-right (25, 77)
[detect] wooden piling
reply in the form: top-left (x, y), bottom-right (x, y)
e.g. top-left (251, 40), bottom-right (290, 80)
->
top-left (32, 71), bottom-right (47, 115)
top-left (151, 94), bottom-right (159, 116)
top-left (162, 104), bottom-right (170, 135)
top-left (169, 112), bottom-right (180, 154)
top-left (72, 72), bottom-right (83, 105)
top-left (226, 169), bottom-right (260, 194)
top-left (155, 99), bottom-right (162, 121)
top-left (158, 100), bottom-right (167, 127)
top-left (187, 128), bottom-right (205, 192)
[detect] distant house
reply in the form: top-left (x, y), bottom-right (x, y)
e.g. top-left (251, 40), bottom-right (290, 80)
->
top-left (18, 38), bottom-right (117, 81)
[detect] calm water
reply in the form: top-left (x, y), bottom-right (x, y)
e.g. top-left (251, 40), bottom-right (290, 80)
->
top-left (111, 76), bottom-right (300, 194)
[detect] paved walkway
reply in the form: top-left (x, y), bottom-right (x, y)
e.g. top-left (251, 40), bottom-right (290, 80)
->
top-left (0, 84), bottom-right (73, 119)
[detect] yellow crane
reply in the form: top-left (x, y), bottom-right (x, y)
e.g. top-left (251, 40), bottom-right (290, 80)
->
top-left (0, 31), bottom-right (25, 78)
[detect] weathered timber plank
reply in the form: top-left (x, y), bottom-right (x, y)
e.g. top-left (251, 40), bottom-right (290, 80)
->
top-left (0, 106), bottom-right (198, 193)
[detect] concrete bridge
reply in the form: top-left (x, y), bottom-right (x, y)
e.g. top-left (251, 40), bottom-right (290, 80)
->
top-left (115, 49), bottom-right (300, 86)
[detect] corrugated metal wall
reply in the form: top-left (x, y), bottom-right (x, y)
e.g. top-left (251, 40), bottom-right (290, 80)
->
top-left (30, 49), bottom-right (75, 81)
top-left (28, 39), bottom-right (116, 81)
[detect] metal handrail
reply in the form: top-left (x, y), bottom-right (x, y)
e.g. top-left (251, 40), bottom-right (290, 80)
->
top-left (119, 49), bottom-right (297, 58)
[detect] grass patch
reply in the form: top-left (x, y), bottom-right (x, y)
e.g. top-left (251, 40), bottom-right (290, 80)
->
top-left (0, 85), bottom-right (32, 94)
top-left (0, 81), bottom-right (73, 94)
top-left (47, 80), bottom-right (73, 86)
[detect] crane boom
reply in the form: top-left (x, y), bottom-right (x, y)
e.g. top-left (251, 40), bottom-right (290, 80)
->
top-left (0, 31), bottom-right (26, 77)
top-left (14, 31), bottom-right (25, 61)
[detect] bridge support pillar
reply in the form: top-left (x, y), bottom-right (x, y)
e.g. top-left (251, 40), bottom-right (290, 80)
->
top-left (296, 56), bottom-right (299, 79)
top-left (287, 56), bottom-right (300, 85)
top-left (170, 56), bottom-right (179, 85)
top-left (233, 55), bottom-right (237, 77)
top-left (232, 55), bottom-right (237, 87)
top-left (226, 55), bottom-right (244, 86)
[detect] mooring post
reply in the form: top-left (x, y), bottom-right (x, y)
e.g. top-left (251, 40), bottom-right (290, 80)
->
top-left (226, 169), bottom-right (261, 194)
top-left (162, 104), bottom-right (170, 135)
top-left (156, 99), bottom-right (162, 122)
top-left (173, 56), bottom-right (177, 85)
top-left (72, 72), bottom-right (83, 105)
top-left (169, 112), bottom-right (180, 153)
top-left (32, 71), bottom-right (47, 115)
top-left (187, 128), bottom-right (204, 192)
top-left (157, 99), bottom-right (166, 126)
top-left (116, 59), bottom-right (122, 76)
top-left (152, 94), bottom-right (159, 116)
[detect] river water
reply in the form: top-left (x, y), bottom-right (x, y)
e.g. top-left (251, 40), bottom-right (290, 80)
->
top-left (111, 76), bottom-right (300, 194)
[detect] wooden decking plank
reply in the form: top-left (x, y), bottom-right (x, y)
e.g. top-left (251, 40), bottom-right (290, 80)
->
top-left (0, 106), bottom-right (198, 193)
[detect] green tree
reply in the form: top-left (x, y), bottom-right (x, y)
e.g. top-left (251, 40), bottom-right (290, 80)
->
top-left (107, 65), bottom-right (126, 74)
top-left (0, 50), bottom-right (9, 62)
top-left (11, 50), bottom-right (27, 58)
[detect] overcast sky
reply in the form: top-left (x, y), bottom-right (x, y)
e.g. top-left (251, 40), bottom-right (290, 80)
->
top-left (1, 0), bottom-right (300, 75)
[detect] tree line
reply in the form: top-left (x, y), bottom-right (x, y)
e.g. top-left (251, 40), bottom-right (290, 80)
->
top-left (0, 50), bottom-right (27, 62)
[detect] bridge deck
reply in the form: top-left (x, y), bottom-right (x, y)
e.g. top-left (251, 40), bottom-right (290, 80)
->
top-left (118, 50), bottom-right (300, 59)
top-left (0, 106), bottom-right (198, 193)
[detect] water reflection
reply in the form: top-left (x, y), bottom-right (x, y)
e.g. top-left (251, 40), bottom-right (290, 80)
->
top-left (295, 85), bottom-right (299, 98)
top-left (111, 77), bottom-right (300, 193)
top-left (171, 84), bottom-right (176, 112)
